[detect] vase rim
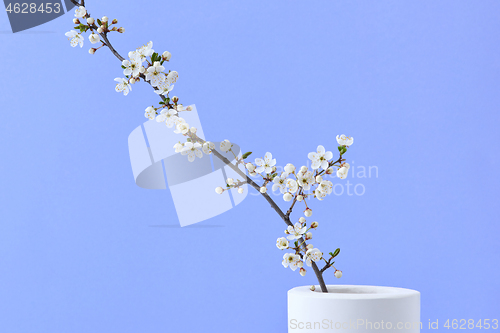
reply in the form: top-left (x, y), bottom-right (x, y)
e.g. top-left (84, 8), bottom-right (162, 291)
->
top-left (289, 285), bottom-right (420, 300)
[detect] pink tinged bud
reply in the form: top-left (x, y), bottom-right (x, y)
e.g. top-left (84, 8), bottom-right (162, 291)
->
top-left (112, 19), bottom-right (118, 24)
top-left (284, 229), bottom-right (290, 234)
top-left (162, 51), bottom-right (172, 61)
top-left (73, 18), bottom-right (80, 24)
top-left (311, 221), bottom-right (318, 228)
top-left (305, 232), bottom-right (312, 240)
top-left (335, 270), bottom-right (342, 278)
top-left (172, 96), bottom-right (179, 103)
top-left (310, 285), bottom-right (316, 291)
top-left (304, 208), bottom-right (313, 217)
top-left (300, 268), bottom-right (307, 276)
top-left (111, 27), bottom-right (118, 31)
top-left (326, 167), bottom-right (334, 175)
top-left (89, 48), bottom-right (96, 54)
top-left (118, 27), bottom-right (125, 33)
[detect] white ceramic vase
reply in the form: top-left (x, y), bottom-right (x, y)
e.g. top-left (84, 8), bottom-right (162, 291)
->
top-left (288, 285), bottom-right (420, 333)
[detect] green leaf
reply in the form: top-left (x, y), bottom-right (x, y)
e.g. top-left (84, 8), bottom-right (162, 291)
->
top-left (97, 19), bottom-right (102, 26)
top-left (121, 65), bottom-right (126, 69)
top-left (294, 241), bottom-right (299, 247)
top-left (187, 138), bottom-right (192, 142)
top-left (242, 151), bottom-right (252, 159)
top-left (331, 248), bottom-right (340, 258)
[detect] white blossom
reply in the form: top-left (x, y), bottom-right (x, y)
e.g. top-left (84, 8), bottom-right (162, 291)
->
top-left (276, 237), bottom-right (289, 250)
top-left (314, 188), bottom-right (327, 201)
top-left (335, 270), bottom-right (343, 278)
top-left (166, 71), bottom-right (179, 85)
top-left (260, 187), bottom-right (267, 194)
top-left (286, 222), bottom-right (307, 240)
top-left (202, 142), bottom-right (215, 154)
top-left (164, 110), bottom-right (179, 128)
top-left (297, 195), bottom-right (303, 201)
top-left (286, 178), bottom-right (299, 193)
top-left (297, 170), bottom-right (315, 190)
top-left (181, 142), bottom-right (203, 162)
top-left (308, 145), bottom-right (333, 170)
top-left (155, 109), bottom-right (170, 122)
top-left (220, 140), bottom-right (232, 153)
top-left (226, 178), bottom-right (234, 185)
top-left (114, 78), bottom-right (131, 96)
top-left (174, 122), bottom-right (190, 135)
top-left (272, 174), bottom-right (288, 194)
top-left (173, 142), bottom-right (184, 153)
top-left (86, 17), bottom-right (94, 24)
top-left (65, 30), bottom-right (84, 48)
top-left (89, 33), bottom-right (100, 44)
top-left (74, 6), bottom-right (86, 18)
top-left (238, 188), bottom-right (244, 194)
top-left (122, 54), bottom-right (142, 77)
top-left (336, 166), bottom-right (349, 179)
top-left (145, 61), bottom-right (166, 87)
top-left (255, 152), bottom-right (276, 174)
top-left (135, 41), bottom-right (154, 63)
top-left (155, 80), bottom-right (174, 96)
top-left (304, 248), bottom-right (322, 267)
top-left (336, 134), bottom-right (354, 146)
top-left (282, 253), bottom-right (301, 271)
top-left (299, 217), bottom-right (306, 223)
top-left (317, 180), bottom-right (333, 195)
top-left (304, 208), bottom-right (313, 217)
top-left (144, 106), bottom-right (155, 120)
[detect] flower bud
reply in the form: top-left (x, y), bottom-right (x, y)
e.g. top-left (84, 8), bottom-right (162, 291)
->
top-left (283, 192), bottom-right (293, 202)
top-left (172, 96), bottom-right (179, 103)
top-left (335, 270), bottom-right (342, 278)
top-left (260, 187), bottom-right (267, 194)
top-left (297, 195), bottom-right (303, 202)
top-left (306, 244), bottom-right (314, 250)
top-left (215, 187), bottom-right (223, 194)
top-left (73, 18), bottom-right (80, 24)
top-left (284, 163), bottom-right (295, 174)
top-left (315, 175), bottom-right (323, 183)
top-left (300, 166), bottom-right (307, 172)
top-left (299, 217), bottom-right (306, 223)
top-left (249, 171), bottom-right (257, 177)
top-left (111, 27), bottom-right (118, 31)
top-left (304, 208), bottom-right (313, 217)
top-left (97, 27), bottom-right (103, 34)
top-left (112, 18), bottom-right (118, 24)
top-left (162, 51), bottom-right (172, 61)
top-left (190, 127), bottom-right (197, 134)
top-left (238, 188), bottom-right (244, 194)
top-left (246, 163), bottom-right (256, 172)
top-left (186, 106), bottom-right (193, 111)
top-left (326, 167), bottom-right (334, 175)
top-left (305, 232), bottom-right (312, 240)
top-left (271, 166), bottom-right (277, 172)
top-left (118, 27), bottom-right (125, 33)
top-left (284, 229), bottom-right (290, 235)
top-left (89, 48), bottom-right (96, 54)
top-left (297, 261), bottom-right (304, 268)
top-left (129, 78), bottom-right (136, 84)
top-left (310, 285), bottom-right (316, 291)
top-left (226, 178), bottom-right (234, 185)
top-left (86, 17), bottom-right (94, 25)
top-left (300, 268), bottom-right (307, 276)
top-left (101, 16), bottom-right (108, 22)
top-left (311, 221), bottom-right (318, 229)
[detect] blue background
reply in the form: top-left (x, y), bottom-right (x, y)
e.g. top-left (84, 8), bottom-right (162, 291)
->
top-left (0, 0), bottom-right (498, 332)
